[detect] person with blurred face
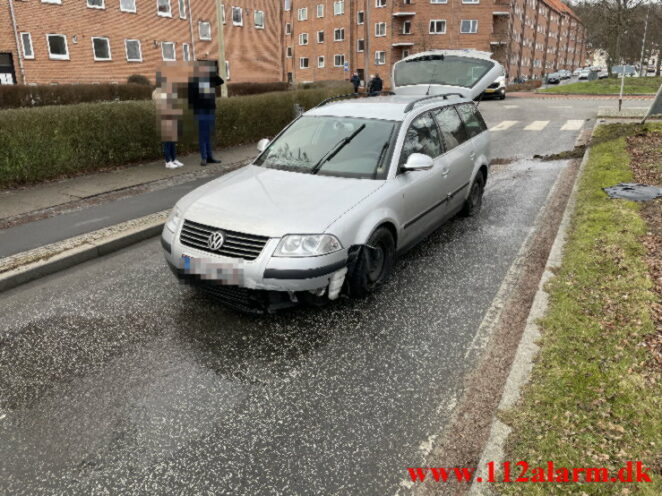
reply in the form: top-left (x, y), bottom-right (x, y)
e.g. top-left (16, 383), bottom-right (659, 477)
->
top-left (188, 61), bottom-right (224, 166)
top-left (153, 72), bottom-right (184, 169)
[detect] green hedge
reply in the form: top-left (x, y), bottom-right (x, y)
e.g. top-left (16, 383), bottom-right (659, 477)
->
top-left (0, 83), bottom-right (153, 109)
top-left (0, 88), bottom-right (345, 188)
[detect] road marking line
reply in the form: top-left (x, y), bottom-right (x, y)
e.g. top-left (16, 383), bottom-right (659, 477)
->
top-left (561, 119), bottom-right (584, 131)
top-left (503, 105), bottom-right (519, 109)
top-left (490, 120), bottom-right (518, 131)
top-left (524, 120), bottom-right (550, 131)
top-left (549, 105), bottom-right (573, 109)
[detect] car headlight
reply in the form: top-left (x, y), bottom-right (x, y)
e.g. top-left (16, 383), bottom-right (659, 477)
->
top-left (274, 234), bottom-right (342, 257)
top-left (165, 206), bottom-right (183, 233)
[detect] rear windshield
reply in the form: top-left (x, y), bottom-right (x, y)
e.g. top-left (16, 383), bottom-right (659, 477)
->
top-left (394, 55), bottom-right (494, 89)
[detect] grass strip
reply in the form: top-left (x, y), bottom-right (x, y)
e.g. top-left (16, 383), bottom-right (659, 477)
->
top-left (500, 123), bottom-right (662, 495)
top-left (539, 77), bottom-right (661, 95)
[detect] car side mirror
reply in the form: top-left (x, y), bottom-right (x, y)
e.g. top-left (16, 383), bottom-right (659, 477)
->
top-left (402, 153), bottom-right (434, 171)
top-left (257, 138), bottom-right (270, 153)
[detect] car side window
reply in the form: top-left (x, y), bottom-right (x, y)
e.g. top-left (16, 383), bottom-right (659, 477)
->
top-left (432, 106), bottom-right (468, 152)
top-left (399, 112), bottom-right (443, 166)
top-left (455, 103), bottom-right (487, 139)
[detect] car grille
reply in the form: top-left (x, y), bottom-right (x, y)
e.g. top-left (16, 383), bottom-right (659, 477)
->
top-left (179, 220), bottom-right (269, 261)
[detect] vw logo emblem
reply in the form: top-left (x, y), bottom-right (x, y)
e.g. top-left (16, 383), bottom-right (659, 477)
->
top-left (207, 231), bottom-right (225, 251)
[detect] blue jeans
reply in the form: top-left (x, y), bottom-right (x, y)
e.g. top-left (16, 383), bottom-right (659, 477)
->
top-left (162, 142), bottom-right (176, 162)
top-left (196, 114), bottom-right (215, 160)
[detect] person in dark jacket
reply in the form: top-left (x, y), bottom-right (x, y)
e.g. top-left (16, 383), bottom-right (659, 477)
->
top-left (368, 74), bottom-right (383, 96)
top-left (350, 73), bottom-right (361, 93)
top-left (188, 61), bottom-right (224, 166)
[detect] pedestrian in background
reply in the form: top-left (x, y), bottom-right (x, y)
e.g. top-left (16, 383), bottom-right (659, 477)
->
top-left (351, 73), bottom-right (361, 93)
top-left (368, 74), bottom-right (383, 96)
top-left (188, 61), bottom-right (224, 166)
top-left (153, 72), bottom-right (184, 169)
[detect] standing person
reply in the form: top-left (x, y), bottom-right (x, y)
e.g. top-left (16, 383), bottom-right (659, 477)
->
top-left (153, 73), bottom-right (184, 169)
top-left (350, 72), bottom-right (361, 93)
top-left (188, 61), bottom-right (224, 166)
top-left (368, 74), bottom-right (383, 96)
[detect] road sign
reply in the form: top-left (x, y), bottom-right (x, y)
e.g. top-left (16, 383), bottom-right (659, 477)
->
top-left (343, 61), bottom-right (349, 72)
top-left (642, 83), bottom-right (662, 124)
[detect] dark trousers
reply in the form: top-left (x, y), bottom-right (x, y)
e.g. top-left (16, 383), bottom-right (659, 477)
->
top-left (162, 142), bottom-right (177, 162)
top-left (353, 84), bottom-right (360, 93)
top-left (196, 114), bottom-right (215, 160)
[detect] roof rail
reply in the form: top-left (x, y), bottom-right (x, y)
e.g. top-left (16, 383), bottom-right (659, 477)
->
top-left (403, 93), bottom-right (464, 112)
top-left (315, 91), bottom-right (396, 108)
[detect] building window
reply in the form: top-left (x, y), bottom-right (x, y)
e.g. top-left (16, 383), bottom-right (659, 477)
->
top-left (221, 3), bottom-right (225, 23)
top-left (298, 8), bottom-right (307, 21)
top-left (286, 46), bottom-right (292, 57)
top-left (430, 0), bottom-right (447, 3)
top-left (46, 34), bottom-right (69, 60)
top-left (357, 11), bottom-right (364, 24)
top-left (460, 19), bottom-right (478, 33)
top-left (284, 0), bottom-right (291, 11)
top-left (182, 42), bottom-right (191, 61)
top-left (462, 0), bottom-right (479, 3)
top-left (317, 4), bottom-right (324, 17)
top-left (285, 23), bottom-right (292, 34)
top-left (120, 0), bottom-right (136, 12)
top-left (334, 1), bottom-right (344, 15)
top-left (402, 49), bottom-right (410, 58)
top-left (376, 0), bottom-right (386, 7)
top-left (357, 39), bottom-right (365, 52)
top-left (300, 57), bottom-right (309, 69)
top-left (232, 6), bottom-right (243, 25)
top-left (299, 33), bottom-right (308, 45)
top-left (20, 32), bottom-right (34, 59)
top-left (334, 28), bottom-right (344, 41)
top-left (199, 21), bottom-right (212, 40)
top-left (429, 20), bottom-right (446, 34)
top-left (402, 20), bottom-right (411, 34)
top-left (375, 22), bottom-right (386, 37)
top-left (318, 56), bottom-right (325, 68)
top-left (41, 0), bottom-right (62, 4)
top-left (161, 41), bottom-right (176, 61)
top-left (92, 37), bottom-right (111, 61)
top-left (178, 0), bottom-right (186, 18)
top-left (317, 31), bottom-right (325, 43)
top-left (125, 39), bottom-right (142, 61)
top-left (334, 54), bottom-right (345, 67)
top-left (87, 0), bottom-right (104, 9)
top-left (375, 51), bottom-right (385, 65)
top-left (225, 60), bottom-right (230, 79)
top-left (157, 0), bottom-right (171, 17)
top-left (254, 10), bottom-right (265, 28)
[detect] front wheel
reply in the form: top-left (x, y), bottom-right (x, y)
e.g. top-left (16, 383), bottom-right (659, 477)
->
top-left (347, 227), bottom-right (395, 298)
top-left (461, 174), bottom-right (485, 217)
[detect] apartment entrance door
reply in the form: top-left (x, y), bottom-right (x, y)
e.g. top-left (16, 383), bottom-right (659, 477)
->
top-left (0, 53), bottom-right (16, 84)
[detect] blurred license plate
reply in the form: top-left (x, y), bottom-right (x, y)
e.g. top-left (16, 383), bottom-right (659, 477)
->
top-left (182, 254), bottom-right (194, 270)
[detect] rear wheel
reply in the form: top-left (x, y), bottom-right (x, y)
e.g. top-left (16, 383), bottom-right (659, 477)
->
top-left (461, 174), bottom-right (485, 217)
top-left (347, 227), bottom-right (395, 298)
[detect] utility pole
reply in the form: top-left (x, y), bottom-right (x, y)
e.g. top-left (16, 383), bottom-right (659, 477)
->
top-left (215, 0), bottom-right (228, 97)
top-left (639, 4), bottom-right (650, 77)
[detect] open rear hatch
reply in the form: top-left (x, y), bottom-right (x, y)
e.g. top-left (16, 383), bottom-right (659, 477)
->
top-left (391, 50), bottom-right (505, 100)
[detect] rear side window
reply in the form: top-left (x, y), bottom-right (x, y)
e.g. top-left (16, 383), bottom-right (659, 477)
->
top-left (400, 112), bottom-right (443, 165)
top-left (455, 103), bottom-right (487, 139)
top-left (432, 106), bottom-right (468, 152)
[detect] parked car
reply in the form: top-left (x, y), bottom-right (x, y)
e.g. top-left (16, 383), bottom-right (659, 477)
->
top-left (546, 73), bottom-right (561, 84)
top-left (482, 75), bottom-right (506, 99)
top-left (578, 69), bottom-right (590, 80)
top-left (573, 68), bottom-right (582, 76)
top-left (162, 50), bottom-right (500, 311)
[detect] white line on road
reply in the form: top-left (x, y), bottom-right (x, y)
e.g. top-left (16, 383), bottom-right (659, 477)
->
top-left (503, 105), bottom-right (519, 109)
top-left (561, 119), bottom-right (585, 131)
top-left (524, 120), bottom-right (550, 131)
top-left (490, 120), bottom-right (518, 131)
top-left (549, 105), bottom-right (573, 109)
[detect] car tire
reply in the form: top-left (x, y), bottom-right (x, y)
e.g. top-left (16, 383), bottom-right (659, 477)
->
top-left (461, 173), bottom-right (485, 217)
top-left (347, 227), bottom-right (395, 298)
top-left (499, 90), bottom-right (506, 100)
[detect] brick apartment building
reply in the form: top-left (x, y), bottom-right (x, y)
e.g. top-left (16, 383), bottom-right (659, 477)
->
top-left (0, 0), bottom-right (586, 86)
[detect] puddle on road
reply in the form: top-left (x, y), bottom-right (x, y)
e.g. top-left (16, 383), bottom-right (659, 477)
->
top-left (603, 183), bottom-right (662, 202)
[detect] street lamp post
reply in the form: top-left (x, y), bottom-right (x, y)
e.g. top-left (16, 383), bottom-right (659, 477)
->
top-left (215, 0), bottom-right (228, 98)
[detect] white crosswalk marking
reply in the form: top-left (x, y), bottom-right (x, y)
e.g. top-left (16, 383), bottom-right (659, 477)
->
top-left (490, 120), bottom-right (518, 131)
top-left (561, 120), bottom-right (584, 131)
top-left (503, 105), bottom-right (519, 109)
top-left (524, 120), bottom-right (550, 131)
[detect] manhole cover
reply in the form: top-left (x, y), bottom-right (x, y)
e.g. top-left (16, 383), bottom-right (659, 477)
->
top-left (603, 183), bottom-right (662, 202)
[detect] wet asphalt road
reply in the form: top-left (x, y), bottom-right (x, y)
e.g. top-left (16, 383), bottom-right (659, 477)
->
top-left (0, 158), bottom-right (568, 494)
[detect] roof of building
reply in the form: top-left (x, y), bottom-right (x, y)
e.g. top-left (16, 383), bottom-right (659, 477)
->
top-left (543, 0), bottom-right (583, 23)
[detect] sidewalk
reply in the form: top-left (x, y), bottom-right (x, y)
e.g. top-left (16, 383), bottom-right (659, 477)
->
top-left (0, 143), bottom-right (257, 223)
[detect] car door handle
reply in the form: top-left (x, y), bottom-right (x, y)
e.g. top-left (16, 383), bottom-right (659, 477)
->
top-left (469, 152), bottom-right (476, 161)
top-left (441, 167), bottom-right (449, 177)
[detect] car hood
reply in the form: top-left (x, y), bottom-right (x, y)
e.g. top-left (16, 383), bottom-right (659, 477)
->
top-left (179, 165), bottom-right (384, 237)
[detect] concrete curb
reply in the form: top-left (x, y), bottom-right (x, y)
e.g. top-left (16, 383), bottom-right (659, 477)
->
top-left (0, 211), bottom-right (168, 293)
top-left (467, 126), bottom-right (598, 495)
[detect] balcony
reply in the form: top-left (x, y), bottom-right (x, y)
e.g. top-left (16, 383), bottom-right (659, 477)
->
top-left (494, 0), bottom-right (511, 6)
top-left (490, 31), bottom-right (509, 46)
top-left (393, 11), bottom-right (416, 17)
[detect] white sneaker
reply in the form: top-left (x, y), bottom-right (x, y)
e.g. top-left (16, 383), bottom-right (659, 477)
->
top-left (173, 159), bottom-right (184, 167)
top-left (165, 161), bottom-right (177, 169)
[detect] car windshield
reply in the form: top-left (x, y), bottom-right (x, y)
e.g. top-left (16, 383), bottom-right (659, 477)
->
top-left (254, 116), bottom-right (397, 179)
top-left (394, 55), bottom-right (494, 88)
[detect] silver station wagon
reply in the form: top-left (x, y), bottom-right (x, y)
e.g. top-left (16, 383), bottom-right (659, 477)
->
top-left (162, 50), bottom-right (503, 311)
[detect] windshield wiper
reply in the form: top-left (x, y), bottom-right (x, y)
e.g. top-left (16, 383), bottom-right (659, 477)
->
top-left (310, 124), bottom-right (366, 175)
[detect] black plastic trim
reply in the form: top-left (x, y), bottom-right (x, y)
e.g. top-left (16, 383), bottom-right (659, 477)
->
top-left (161, 236), bottom-right (172, 254)
top-left (263, 260), bottom-right (347, 280)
